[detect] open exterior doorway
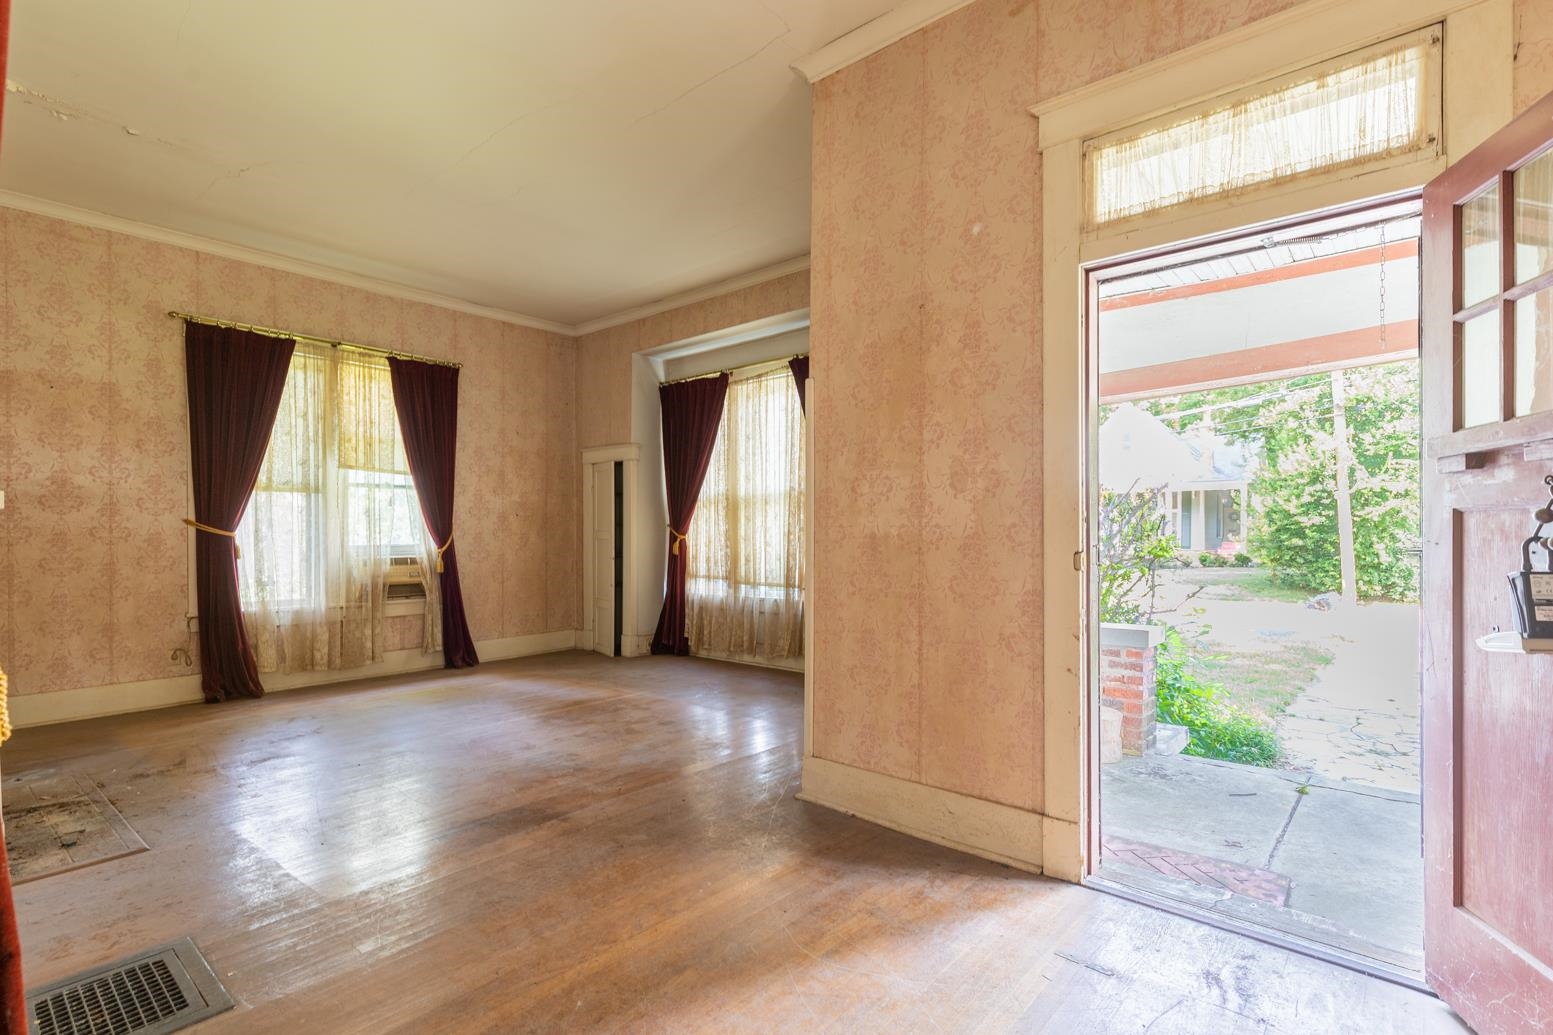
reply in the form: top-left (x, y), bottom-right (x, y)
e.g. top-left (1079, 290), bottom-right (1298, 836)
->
top-left (1087, 199), bottom-right (1427, 981)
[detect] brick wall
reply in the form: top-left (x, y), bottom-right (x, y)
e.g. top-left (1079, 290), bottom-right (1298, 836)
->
top-left (1099, 624), bottom-right (1161, 755)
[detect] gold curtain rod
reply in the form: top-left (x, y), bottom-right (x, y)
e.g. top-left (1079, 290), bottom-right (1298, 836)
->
top-left (167, 311), bottom-right (463, 369)
top-left (660, 353), bottom-right (808, 387)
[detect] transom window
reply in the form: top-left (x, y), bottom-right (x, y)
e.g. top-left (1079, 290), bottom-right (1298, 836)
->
top-left (1086, 27), bottom-right (1442, 226)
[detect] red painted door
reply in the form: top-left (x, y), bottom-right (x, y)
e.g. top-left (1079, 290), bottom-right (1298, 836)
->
top-left (1422, 89), bottom-right (1553, 1033)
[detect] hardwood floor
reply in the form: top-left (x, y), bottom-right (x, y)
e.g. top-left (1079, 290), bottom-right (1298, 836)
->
top-left (5, 652), bottom-right (1466, 1034)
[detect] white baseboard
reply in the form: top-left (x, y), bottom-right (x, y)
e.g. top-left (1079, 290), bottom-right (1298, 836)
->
top-left (9, 673), bottom-right (210, 728)
top-left (798, 756), bottom-right (1045, 874)
top-left (691, 649), bottom-right (803, 673)
top-left (475, 630), bottom-right (580, 663)
top-left (8, 629), bottom-right (581, 729)
top-left (1041, 815), bottom-right (1083, 883)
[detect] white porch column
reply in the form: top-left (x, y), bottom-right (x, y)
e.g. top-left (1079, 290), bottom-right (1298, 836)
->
top-left (1190, 490), bottom-right (1206, 551)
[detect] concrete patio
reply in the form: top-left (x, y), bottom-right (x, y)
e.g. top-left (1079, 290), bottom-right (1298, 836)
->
top-left (1099, 754), bottom-right (1423, 973)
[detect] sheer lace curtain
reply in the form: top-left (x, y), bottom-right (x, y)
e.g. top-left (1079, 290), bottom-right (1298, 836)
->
top-left (1089, 34), bottom-right (1434, 225)
top-left (685, 365), bottom-right (804, 660)
top-left (238, 344), bottom-right (436, 673)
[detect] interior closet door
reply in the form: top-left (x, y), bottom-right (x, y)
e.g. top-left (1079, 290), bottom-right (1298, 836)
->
top-left (591, 462), bottom-right (617, 658)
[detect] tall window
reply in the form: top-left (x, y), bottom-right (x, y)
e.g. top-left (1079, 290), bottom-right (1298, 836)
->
top-left (237, 344), bottom-right (437, 673)
top-left (685, 365), bottom-right (805, 660)
top-left (1087, 28), bottom-right (1440, 225)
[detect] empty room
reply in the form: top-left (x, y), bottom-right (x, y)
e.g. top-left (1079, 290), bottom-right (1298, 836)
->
top-left (0, 0), bottom-right (1550, 1033)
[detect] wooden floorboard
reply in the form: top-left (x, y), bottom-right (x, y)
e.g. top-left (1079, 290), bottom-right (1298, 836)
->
top-left (4, 652), bottom-right (1468, 1033)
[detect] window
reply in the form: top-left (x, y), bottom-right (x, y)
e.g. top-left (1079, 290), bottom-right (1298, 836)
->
top-left (1086, 27), bottom-right (1441, 226)
top-left (237, 344), bottom-right (436, 673)
top-left (685, 365), bottom-right (805, 660)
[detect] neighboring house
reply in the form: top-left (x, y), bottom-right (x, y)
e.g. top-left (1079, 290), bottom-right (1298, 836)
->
top-left (1099, 403), bottom-right (1256, 555)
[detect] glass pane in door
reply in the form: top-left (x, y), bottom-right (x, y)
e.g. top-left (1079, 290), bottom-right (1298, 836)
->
top-left (1515, 147), bottom-right (1553, 284)
top-left (1516, 288), bottom-right (1553, 415)
top-left (1462, 182), bottom-right (1502, 307)
top-left (1462, 312), bottom-right (1502, 427)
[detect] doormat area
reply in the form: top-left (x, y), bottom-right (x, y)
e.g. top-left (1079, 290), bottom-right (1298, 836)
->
top-left (1102, 835), bottom-right (1292, 906)
top-left (4, 770), bottom-right (149, 884)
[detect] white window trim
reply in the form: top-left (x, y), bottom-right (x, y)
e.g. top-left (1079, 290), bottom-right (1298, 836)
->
top-left (1083, 25), bottom-right (1443, 231)
top-left (1032, 0), bottom-right (1512, 883)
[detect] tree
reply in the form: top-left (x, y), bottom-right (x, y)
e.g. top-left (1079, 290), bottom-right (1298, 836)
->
top-left (1246, 361), bottom-right (1420, 601)
top-left (1124, 361), bottom-right (1420, 601)
top-left (1331, 369), bottom-right (1358, 604)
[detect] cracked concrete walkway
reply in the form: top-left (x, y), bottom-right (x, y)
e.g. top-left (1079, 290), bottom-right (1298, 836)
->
top-left (1275, 603), bottom-right (1420, 792)
top-left (1101, 754), bottom-right (1423, 971)
top-left (1153, 570), bottom-right (1421, 794)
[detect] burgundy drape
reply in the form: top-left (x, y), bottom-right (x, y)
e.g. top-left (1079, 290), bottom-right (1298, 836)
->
top-left (186, 323), bottom-right (295, 702)
top-left (388, 358), bottom-right (479, 669)
top-left (788, 355), bottom-right (809, 415)
top-left (650, 374), bottom-right (729, 655)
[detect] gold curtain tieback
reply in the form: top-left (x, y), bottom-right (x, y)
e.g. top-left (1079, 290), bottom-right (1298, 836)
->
top-left (184, 518), bottom-right (241, 559)
top-left (669, 527), bottom-right (688, 556)
top-left (0, 665), bottom-right (11, 745)
top-left (435, 536), bottom-right (453, 573)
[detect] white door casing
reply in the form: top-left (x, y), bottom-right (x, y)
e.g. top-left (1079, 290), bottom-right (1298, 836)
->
top-left (1032, 0), bottom-right (1513, 881)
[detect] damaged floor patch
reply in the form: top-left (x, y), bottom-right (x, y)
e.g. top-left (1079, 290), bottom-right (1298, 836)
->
top-left (4, 770), bottom-right (148, 883)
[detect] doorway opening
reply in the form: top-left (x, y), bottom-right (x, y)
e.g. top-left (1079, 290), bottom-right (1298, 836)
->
top-left (1087, 197), bottom-right (1426, 980)
top-left (587, 457), bottom-right (625, 659)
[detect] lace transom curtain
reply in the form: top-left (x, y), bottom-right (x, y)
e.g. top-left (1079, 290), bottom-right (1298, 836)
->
top-left (1088, 30), bottom-right (1438, 225)
top-left (237, 344), bottom-right (438, 673)
top-left (685, 365), bottom-right (805, 660)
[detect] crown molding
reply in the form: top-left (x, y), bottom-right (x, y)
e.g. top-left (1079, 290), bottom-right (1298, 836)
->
top-left (791, 0), bottom-right (977, 83)
top-left (571, 255), bottom-right (811, 337)
top-left (0, 191), bottom-right (813, 339)
top-left (0, 190), bottom-right (576, 335)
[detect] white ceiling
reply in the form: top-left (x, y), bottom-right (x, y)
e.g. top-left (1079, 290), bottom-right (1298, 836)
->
top-left (3, 1), bottom-right (898, 327)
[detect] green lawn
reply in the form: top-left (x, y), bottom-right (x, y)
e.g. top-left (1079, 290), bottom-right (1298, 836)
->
top-left (1184, 638), bottom-right (1334, 722)
top-left (1167, 566), bottom-right (1314, 604)
top-left (1157, 566), bottom-right (1335, 722)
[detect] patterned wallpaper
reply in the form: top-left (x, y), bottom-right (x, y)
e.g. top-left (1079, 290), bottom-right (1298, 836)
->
top-left (806, 0), bottom-right (1553, 816)
top-left (810, 0), bottom-right (1042, 811)
top-left (0, 207), bottom-right (578, 698)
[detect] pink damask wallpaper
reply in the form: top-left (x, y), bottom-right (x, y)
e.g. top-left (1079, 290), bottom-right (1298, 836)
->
top-left (811, 0), bottom-right (1042, 811)
top-left (808, 0), bottom-right (1553, 817)
top-left (0, 207), bottom-right (578, 699)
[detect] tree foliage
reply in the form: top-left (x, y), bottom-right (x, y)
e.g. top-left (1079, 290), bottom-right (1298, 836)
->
top-left (1244, 363), bottom-right (1420, 600)
top-left (1136, 361), bottom-right (1420, 601)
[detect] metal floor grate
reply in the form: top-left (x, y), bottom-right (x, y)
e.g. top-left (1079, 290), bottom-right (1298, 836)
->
top-left (27, 939), bottom-right (233, 1035)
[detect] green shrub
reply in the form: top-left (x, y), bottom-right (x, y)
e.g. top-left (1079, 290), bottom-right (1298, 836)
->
top-left (1098, 488), bottom-right (1179, 623)
top-left (1154, 629), bottom-right (1281, 767)
top-left (1198, 552), bottom-right (1230, 568)
top-left (1232, 552), bottom-right (1254, 567)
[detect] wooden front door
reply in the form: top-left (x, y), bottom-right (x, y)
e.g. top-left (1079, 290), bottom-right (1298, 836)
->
top-left (1422, 89), bottom-right (1553, 1033)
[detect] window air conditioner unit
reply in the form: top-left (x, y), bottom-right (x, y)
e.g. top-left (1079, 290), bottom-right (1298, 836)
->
top-left (385, 555), bottom-right (427, 602)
